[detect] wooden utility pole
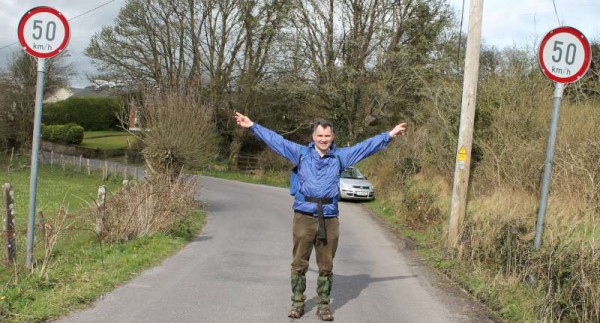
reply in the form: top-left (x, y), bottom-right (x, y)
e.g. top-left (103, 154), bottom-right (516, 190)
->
top-left (448, 0), bottom-right (484, 248)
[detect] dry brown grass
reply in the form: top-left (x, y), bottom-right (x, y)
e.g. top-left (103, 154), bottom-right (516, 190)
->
top-left (553, 103), bottom-right (600, 212)
top-left (38, 206), bottom-right (72, 278)
top-left (361, 65), bottom-right (600, 320)
top-left (98, 174), bottom-right (199, 242)
top-left (461, 188), bottom-right (536, 277)
top-left (458, 96), bottom-right (599, 321)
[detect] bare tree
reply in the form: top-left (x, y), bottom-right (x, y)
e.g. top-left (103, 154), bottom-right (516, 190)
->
top-left (290, 0), bottom-right (452, 141)
top-left (86, 0), bottom-right (290, 168)
top-left (87, 0), bottom-right (208, 91)
top-left (227, 0), bottom-right (292, 168)
top-left (200, 0), bottom-right (244, 108)
top-left (86, 0), bottom-right (245, 106)
top-left (0, 51), bottom-right (71, 149)
top-left (86, 0), bottom-right (453, 165)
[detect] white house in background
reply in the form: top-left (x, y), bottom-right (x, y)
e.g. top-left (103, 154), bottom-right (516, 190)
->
top-left (44, 87), bottom-right (75, 103)
top-left (44, 84), bottom-right (125, 103)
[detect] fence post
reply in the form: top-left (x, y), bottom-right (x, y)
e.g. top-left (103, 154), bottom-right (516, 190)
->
top-left (103, 161), bottom-right (108, 181)
top-left (50, 150), bottom-right (54, 167)
top-left (87, 159), bottom-right (91, 176)
top-left (8, 147), bottom-right (15, 171)
top-left (96, 185), bottom-right (106, 235)
top-left (79, 155), bottom-right (83, 172)
top-left (3, 183), bottom-right (16, 264)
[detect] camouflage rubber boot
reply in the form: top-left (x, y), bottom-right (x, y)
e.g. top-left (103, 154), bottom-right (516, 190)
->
top-left (316, 274), bottom-right (334, 321)
top-left (288, 273), bottom-right (306, 319)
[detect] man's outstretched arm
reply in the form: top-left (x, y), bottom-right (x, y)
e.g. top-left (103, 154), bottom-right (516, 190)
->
top-left (338, 121), bottom-right (408, 167)
top-left (233, 111), bottom-right (302, 164)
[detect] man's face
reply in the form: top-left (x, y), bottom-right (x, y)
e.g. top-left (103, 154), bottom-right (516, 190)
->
top-left (312, 125), bottom-right (335, 153)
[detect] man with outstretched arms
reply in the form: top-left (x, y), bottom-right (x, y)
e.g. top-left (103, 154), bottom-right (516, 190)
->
top-left (234, 112), bottom-right (407, 321)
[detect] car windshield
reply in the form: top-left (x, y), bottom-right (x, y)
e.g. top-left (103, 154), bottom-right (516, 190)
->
top-left (340, 168), bottom-right (364, 179)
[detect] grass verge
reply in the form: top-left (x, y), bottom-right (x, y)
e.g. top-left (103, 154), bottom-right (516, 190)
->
top-left (362, 186), bottom-right (541, 321)
top-left (0, 155), bottom-right (205, 322)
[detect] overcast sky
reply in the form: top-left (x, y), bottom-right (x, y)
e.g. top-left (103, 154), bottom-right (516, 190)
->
top-left (0, 0), bottom-right (597, 88)
top-left (0, 0), bottom-right (125, 87)
top-left (449, 0), bottom-right (599, 48)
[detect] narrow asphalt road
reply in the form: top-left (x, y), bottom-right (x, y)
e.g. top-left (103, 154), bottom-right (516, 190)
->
top-left (57, 175), bottom-right (496, 323)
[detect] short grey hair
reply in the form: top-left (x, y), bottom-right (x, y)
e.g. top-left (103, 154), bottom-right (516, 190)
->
top-left (312, 119), bottom-right (335, 134)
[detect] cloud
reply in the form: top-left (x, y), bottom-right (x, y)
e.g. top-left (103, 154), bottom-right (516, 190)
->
top-left (2, 0), bottom-right (598, 87)
top-left (451, 0), bottom-right (599, 48)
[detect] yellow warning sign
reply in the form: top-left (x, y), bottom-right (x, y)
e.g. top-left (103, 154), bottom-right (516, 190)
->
top-left (457, 146), bottom-right (467, 161)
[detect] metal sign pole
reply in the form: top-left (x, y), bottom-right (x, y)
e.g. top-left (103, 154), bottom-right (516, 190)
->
top-left (533, 82), bottom-right (564, 250)
top-left (26, 58), bottom-right (46, 268)
top-left (533, 26), bottom-right (591, 253)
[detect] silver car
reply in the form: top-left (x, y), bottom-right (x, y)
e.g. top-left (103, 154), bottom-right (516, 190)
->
top-left (339, 167), bottom-right (374, 201)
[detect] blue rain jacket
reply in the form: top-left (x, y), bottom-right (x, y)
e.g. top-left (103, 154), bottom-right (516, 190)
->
top-left (250, 123), bottom-right (392, 217)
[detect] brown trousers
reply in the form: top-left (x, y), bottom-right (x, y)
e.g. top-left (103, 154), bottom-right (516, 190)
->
top-left (291, 213), bottom-right (340, 276)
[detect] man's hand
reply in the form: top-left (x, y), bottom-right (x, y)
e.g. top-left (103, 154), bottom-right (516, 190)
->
top-left (389, 122), bottom-right (407, 138)
top-left (234, 112), bottom-right (254, 128)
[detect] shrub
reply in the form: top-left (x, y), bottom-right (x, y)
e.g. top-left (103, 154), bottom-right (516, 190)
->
top-left (401, 177), bottom-right (444, 228)
top-left (140, 90), bottom-right (217, 181)
top-left (530, 233), bottom-right (599, 322)
top-left (96, 174), bottom-right (199, 242)
top-left (257, 149), bottom-right (289, 172)
top-left (359, 46), bottom-right (600, 321)
top-left (64, 123), bottom-right (84, 144)
top-left (42, 123), bottom-right (84, 144)
top-left (43, 97), bottom-right (123, 131)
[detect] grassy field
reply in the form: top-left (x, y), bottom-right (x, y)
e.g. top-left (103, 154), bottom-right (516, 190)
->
top-left (80, 131), bottom-right (138, 150)
top-left (0, 155), bottom-right (204, 322)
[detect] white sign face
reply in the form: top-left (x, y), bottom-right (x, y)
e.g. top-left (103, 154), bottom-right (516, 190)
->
top-left (18, 7), bottom-right (70, 59)
top-left (538, 26), bottom-right (591, 83)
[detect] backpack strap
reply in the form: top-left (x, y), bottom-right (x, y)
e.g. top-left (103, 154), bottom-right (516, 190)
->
top-left (297, 146), bottom-right (309, 170)
top-left (335, 154), bottom-right (343, 175)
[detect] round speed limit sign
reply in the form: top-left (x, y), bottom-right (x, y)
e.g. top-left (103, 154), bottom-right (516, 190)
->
top-left (538, 26), bottom-right (591, 84)
top-left (17, 6), bottom-right (70, 59)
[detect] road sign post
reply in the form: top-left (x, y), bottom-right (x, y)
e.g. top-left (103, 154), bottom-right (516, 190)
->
top-left (534, 26), bottom-right (591, 250)
top-left (18, 6), bottom-right (70, 268)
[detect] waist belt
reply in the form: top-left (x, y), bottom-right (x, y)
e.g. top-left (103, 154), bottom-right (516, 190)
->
top-left (303, 197), bottom-right (333, 242)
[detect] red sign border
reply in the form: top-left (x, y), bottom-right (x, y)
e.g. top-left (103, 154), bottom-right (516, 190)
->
top-left (17, 6), bottom-right (71, 59)
top-left (538, 26), bottom-right (592, 84)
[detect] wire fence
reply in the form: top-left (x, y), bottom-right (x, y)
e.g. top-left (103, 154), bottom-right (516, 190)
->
top-left (39, 150), bottom-right (144, 183)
